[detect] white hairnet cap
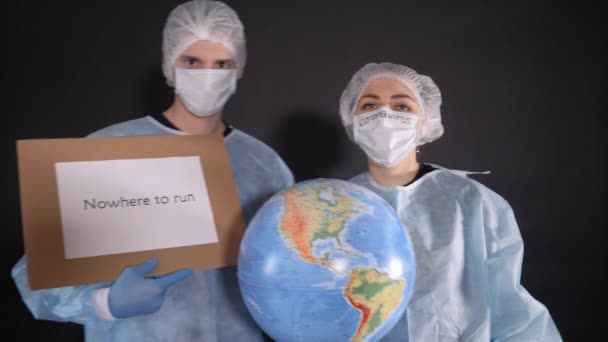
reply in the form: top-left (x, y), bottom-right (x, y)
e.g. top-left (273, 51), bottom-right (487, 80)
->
top-left (339, 62), bottom-right (444, 145)
top-left (162, 0), bottom-right (246, 86)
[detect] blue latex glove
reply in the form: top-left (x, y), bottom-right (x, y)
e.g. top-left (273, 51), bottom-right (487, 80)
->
top-left (108, 258), bottom-right (193, 319)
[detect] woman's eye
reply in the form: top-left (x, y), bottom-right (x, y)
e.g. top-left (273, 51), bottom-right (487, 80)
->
top-left (217, 61), bottom-right (227, 68)
top-left (395, 104), bottom-right (410, 111)
top-left (362, 103), bottom-right (377, 110)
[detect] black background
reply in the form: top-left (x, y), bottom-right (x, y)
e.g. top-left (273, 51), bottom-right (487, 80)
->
top-left (3, 0), bottom-right (606, 340)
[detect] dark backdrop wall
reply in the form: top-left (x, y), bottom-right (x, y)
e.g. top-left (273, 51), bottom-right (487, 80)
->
top-left (3, 0), bottom-right (606, 340)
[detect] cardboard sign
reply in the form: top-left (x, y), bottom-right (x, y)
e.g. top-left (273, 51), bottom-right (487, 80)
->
top-left (16, 134), bottom-right (245, 290)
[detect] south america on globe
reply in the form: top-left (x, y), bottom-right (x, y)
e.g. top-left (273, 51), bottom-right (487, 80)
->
top-left (238, 179), bottom-right (415, 342)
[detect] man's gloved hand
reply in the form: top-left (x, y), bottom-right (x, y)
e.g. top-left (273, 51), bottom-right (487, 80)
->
top-left (108, 258), bottom-right (193, 319)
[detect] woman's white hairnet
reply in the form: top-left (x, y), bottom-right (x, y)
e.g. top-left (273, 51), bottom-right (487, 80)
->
top-left (162, 0), bottom-right (246, 86)
top-left (339, 62), bottom-right (444, 145)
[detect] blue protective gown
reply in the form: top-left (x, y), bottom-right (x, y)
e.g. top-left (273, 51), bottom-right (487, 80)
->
top-left (12, 115), bottom-right (294, 341)
top-left (350, 166), bottom-right (562, 342)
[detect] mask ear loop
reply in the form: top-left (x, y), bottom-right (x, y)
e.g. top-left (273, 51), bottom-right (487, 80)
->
top-left (416, 115), bottom-right (423, 163)
top-left (416, 113), bottom-right (424, 159)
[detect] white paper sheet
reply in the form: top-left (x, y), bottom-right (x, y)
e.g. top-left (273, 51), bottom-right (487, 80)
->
top-left (55, 156), bottom-right (218, 259)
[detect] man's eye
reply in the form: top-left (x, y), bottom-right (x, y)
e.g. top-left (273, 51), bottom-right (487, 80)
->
top-left (184, 58), bottom-right (198, 66)
top-left (216, 60), bottom-right (236, 69)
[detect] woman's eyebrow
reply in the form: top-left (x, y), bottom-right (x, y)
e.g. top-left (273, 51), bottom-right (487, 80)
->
top-left (391, 94), bottom-right (413, 100)
top-left (360, 94), bottom-right (380, 100)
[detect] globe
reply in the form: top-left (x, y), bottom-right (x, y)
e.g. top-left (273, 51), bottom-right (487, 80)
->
top-left (238, 178), bottom-right (415, 342)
